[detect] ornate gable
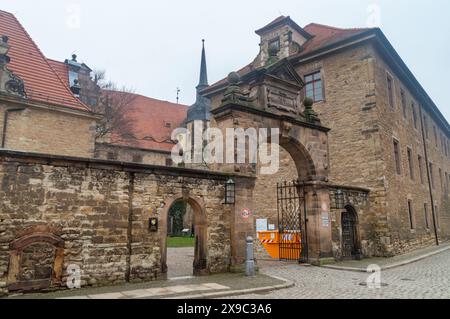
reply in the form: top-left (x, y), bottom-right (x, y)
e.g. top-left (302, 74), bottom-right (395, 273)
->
top-left (265, 59), bottom-right (304, 87)
top-left (0, 35), bottom-right (26, 98)
top-left (218, 58), bottom-right (321, 126)
top-left (249, 59), bottom-right (308, 120)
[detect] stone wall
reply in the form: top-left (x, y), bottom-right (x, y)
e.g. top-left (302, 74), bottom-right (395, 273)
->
top-left (94, 143), bottom-right (171, 166)
top-left (295, 43), bottom-right (450, 256)
top-left (295, 45), bottom-right (389, 256)
top-left (0, 101), bottom-right (97, 158)
top-left (0, 150), bottom-right (234, 296)
top-left (328, 186), bottom-right (371, 259)
top-left (372, 48), bottom-right (450, 255)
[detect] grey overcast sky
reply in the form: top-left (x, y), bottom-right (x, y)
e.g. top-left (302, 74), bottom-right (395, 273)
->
top-left (2, 0), bottom-right (450, 121)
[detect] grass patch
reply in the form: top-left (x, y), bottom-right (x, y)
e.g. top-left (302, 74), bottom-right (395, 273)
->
top-left (167, 237), bottom-right (195, 248)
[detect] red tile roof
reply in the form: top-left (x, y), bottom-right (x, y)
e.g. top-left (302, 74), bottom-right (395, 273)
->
top-left (47, 58), bottom-right (70, 86)
top-left (0, 10), bottom-right (90, 112)
top-left (206, 22), bottom-right (370, 93)
top-left (301, 23), bottom-right (370, 55)
top-left (109, 92), bottom-right (188, 152)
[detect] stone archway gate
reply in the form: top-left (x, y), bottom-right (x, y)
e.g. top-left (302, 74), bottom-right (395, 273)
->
top-left (206, 59), bottom-right (334, 264)
top-left (0, 150), bottom-right (254, 295)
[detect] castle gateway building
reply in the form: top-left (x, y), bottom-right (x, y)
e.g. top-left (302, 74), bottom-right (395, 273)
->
top-left (202, 16), bottom-right (450, 258)
top-left (0, 11), bottom-right (449, 295)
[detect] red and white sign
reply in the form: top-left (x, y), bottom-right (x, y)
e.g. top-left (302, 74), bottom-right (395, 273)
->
top-left (241, 208), bottom-right (252, 220)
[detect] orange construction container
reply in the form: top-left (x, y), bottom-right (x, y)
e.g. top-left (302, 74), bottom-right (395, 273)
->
top-left (257, 231), bottom-right (302, 260)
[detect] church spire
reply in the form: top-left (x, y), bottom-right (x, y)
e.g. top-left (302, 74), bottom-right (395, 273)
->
top-left (186, 40), bottom-right (211, 124)
top-left (197, 39), bottom-right (208, 89)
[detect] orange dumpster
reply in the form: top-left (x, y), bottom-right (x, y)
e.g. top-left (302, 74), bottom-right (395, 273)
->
top-left (257, 230), bottom-right (302, 260)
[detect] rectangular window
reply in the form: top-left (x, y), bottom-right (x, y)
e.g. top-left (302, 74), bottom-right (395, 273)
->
top-left (305, 71), bottom-right (323, 102)
top-left (418, 155), bottom-right (424, 184)
top-left (424, 203), bottom-right (429, 230)
top-left (429, 163), bottom-right (434, 189)
top-left (393, 139), bottom-right (401, 175)
top-left (401, 89), bottom-right (407, 117)
top-left (408, 200), bottom-right (415, 230)
top-left (439, 168), bottom-right (443, 191)
top-left (165, 158), bottom-right (173, 166)
top-left (433, 126), bottom-right (438, 147)
top-left (411, 103), bottom-right (417, 128)
top-left (435, 206), bottom-right (440, 230)
top-left (387, 75), bottom-right (394, 109)
top-left (445, 172), bottom-right (449, 194)
top-left (269, 38), bottom-right (280, 52)
top-left (424, 116), bottom-right (429, 139)
top-left (447, 140), bottom-right (450, 158)
top-left (407, 148), bottom-right (414, 180)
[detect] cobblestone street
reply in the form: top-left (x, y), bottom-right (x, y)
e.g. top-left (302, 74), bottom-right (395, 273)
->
top-left (228, 251), bottom-right (450, 299)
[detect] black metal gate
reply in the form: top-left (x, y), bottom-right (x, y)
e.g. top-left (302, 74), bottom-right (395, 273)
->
top-left (277, 181), bottom-right (308, 263)
top-left (341, 211), bottom-right (357, 258)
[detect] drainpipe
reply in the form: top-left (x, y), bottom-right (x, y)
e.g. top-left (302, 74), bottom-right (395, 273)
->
top-left (125, 172), bottom-right (135, 282)
top-left (1, 108), bottom-right (25, 148)
top-left (418, 105), bottom-right (439, 246)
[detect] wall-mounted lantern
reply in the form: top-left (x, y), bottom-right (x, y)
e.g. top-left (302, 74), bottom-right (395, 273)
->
top-left (224, 179), bottom-right (236, 205)
top-left (335, 189), bottom-right (345, 210)
top-left (149, 218), bottom-right (158, 232)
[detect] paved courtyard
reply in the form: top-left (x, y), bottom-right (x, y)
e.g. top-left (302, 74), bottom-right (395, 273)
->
top-left (227, 250), bottom-right (450, 299)
top-left (167, 247), bottom-right (195, 278)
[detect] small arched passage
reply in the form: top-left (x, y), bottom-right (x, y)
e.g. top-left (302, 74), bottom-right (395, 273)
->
top-left (160, 194), bottom-right (208, 277)
top-left (341, 205), bottom-right (362, 259)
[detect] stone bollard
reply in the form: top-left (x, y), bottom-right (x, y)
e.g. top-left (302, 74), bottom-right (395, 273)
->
top-left (246, 236), bottom-right (255, 277)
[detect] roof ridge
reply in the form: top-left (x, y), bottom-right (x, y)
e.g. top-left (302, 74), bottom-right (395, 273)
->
top-left (305, 22), bottom-right (370, 32)
top-left (0, 9), bottom-right (14, 17)
top-left (103, 90), bottom-right (189, 108)
top-left (6, 12), bottom-right (91, 112)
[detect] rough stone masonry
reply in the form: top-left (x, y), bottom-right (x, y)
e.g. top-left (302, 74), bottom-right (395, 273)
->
top-left (0, 150), bottom-right (254, 296)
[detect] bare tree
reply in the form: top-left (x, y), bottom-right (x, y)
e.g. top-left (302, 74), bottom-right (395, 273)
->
top-left (92, 70), bottom-right (138, 145)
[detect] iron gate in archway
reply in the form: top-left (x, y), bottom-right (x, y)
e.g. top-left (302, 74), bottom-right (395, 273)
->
top-left (342, 210), bottom-right (358, 259)
top-left (277, 181), bottom-right (308, 263)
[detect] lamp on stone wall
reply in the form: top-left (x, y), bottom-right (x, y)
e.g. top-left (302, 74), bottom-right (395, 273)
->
top-left (335, 189), bottom-right (345, 209)
top-left (224, 179), bottom-right (236, 205)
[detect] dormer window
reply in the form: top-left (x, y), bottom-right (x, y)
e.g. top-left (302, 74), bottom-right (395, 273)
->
top-left (268, 38), bottom-right (280, 54)
top-left (287, 31), bottom-right (293, 43)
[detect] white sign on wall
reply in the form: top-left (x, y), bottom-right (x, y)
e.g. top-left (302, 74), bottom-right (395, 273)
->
top-left (322, 212), bottom-right (330, 227)
top-left (256, 219), bottom-right (268, 232)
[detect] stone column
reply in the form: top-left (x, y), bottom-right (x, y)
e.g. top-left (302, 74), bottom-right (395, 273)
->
top-left (230, 176), bottom-right (256, 272)
top-left (304, 182), bottom-right (333, 265)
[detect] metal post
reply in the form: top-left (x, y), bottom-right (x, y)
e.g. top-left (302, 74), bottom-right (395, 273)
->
top-left (246, 236), bottom-right (255, 277)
